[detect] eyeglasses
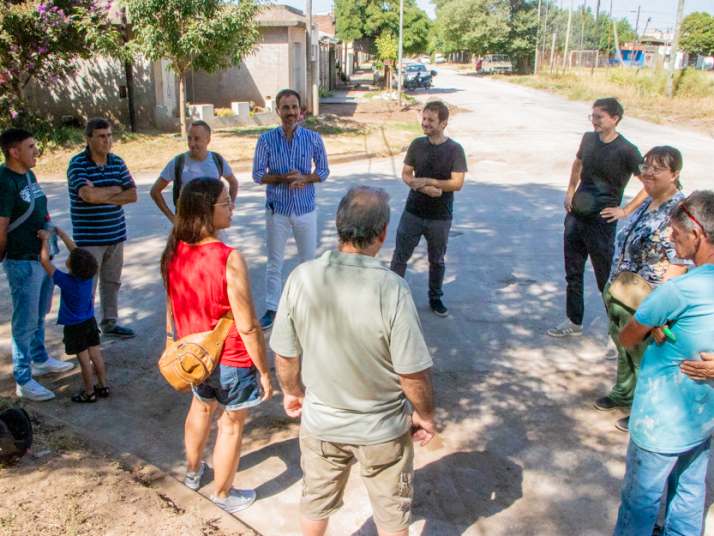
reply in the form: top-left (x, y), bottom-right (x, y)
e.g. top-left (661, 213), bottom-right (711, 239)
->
top-left (638, 163), bottom-right (668, 174)
top-left (680, 203), bottom-right (707, 235)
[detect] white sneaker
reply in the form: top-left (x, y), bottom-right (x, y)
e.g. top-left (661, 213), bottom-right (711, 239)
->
top-left (16, 379), bottom-right (55, 401)
top-left (546, 319), bottom-right (583, 337)
top-left (184, 461), bottom-right (207, 491)
top-left (32, 357), bottom-right (75, 376)
top-left (605, 339), bottom-right (618, 360)
top-left (211, 488), bottom-right (256, 514)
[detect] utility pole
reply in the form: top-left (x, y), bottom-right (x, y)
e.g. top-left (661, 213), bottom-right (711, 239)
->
top-left (541, 1), bottom-right (551, 71)
top-left (549, 31), bottom-right (558, 73)
top-left (632, 5), bottom-right (641, 38)
top-left (534, 0), bottom-right (542, 73)
top-left (591, 0), bottom-right (601, 74)
top-left (562, 0), bottom-right (574, 70)
top-left (666, 0), bottom-right (686, 98)
top-left (306, 0), bottom-right (318, 115)
top-left (397, 0), bottom-right (404, 106)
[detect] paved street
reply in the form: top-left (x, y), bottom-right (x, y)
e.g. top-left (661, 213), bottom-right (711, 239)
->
top-left (1, 68), bottom-right (712, 535)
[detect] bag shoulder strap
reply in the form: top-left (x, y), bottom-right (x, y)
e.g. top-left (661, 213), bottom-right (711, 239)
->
top-left (8, 173), bottom-right (36, 234)
top-left (211, 152), bottom-right (225, 177)
top-left (165, 296), bottom-right (234, 345)
top-left (173, 153), bottom-right (186, 206)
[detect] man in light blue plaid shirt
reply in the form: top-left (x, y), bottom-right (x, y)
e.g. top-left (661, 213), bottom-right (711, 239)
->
top-left (252, 89), bottom-right (329, 329)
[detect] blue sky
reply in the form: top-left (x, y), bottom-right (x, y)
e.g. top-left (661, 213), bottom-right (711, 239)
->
top-left (284, 0), bottom-right (714, 33)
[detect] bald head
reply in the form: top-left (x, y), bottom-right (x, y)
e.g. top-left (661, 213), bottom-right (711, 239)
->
top-left (336, 186), bottom-right (390, 249)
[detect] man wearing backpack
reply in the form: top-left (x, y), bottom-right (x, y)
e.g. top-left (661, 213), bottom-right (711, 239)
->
top-left (1, 128), bottom-right (75, 401)
top-left (151, 120), bottom-right (238, 223)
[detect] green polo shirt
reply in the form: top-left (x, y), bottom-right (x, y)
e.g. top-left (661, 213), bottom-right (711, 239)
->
top-left (0, 166), bottom-right (49, 260)
top-left (270, 250), bottom-right (433, 445)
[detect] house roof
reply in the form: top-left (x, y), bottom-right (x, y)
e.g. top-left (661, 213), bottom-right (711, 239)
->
top-left (257, 4), bottom-right (307, 28)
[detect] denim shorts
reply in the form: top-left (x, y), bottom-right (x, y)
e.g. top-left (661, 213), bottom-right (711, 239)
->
top-left (192, 364), bottom-right (262, 411)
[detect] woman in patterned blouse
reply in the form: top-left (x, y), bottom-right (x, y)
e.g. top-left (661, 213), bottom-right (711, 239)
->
top-left (593, 146), bottom-right (691, 431)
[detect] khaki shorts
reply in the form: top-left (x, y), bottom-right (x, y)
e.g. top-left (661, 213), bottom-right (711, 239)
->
top-left (299, 431), bottom-right (414, 532)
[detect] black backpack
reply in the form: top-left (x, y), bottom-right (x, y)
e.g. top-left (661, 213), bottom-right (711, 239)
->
top-left (172, 152), bottom-right (225, 207)
top-left (0, 407), bottom-right (33, 463)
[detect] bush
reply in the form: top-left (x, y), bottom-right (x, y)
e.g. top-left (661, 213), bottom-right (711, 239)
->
top-left (674, 68), bottom-right (714, 98)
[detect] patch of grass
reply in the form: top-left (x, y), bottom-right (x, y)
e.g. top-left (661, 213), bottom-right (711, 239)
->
top-left (500, 67), bottom-right (714, 132)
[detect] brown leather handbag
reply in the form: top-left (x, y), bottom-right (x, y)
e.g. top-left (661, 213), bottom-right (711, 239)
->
top-left (158, 300), bottom-right (234, 392)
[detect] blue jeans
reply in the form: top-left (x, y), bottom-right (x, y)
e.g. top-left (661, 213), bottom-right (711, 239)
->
top-left (3, 260), bottom-right (53, 385)
top-left (613, 439), bottom-right (710, 536)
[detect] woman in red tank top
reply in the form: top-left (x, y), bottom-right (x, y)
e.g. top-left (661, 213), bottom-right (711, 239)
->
top-left (160, 178), bottom-right (273, 514)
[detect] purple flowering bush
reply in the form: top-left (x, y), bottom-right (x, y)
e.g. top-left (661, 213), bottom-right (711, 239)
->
top-left (0, 0), bottom-right (122, 129)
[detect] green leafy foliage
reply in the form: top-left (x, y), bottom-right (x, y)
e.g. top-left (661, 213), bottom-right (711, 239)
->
top-left (334, 0), bottom-right (431, 55)
top-left (680, 12), bottom-right (714, 57)
top-left (0, 0), bottom-right (123, 126)
top-left (431, 0), bottom-right (637, 65)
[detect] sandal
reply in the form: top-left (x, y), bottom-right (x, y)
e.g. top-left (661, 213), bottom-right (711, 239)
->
top-left (71, 390), bottom-right (97, 403)
top-left (94, 385), bottom-right (110, 398)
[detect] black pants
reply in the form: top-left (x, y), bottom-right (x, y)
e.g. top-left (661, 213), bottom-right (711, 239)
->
top-left (564, 213), bottom-right (616, 325)
top-left (390, 211), bottom-right (451, 300)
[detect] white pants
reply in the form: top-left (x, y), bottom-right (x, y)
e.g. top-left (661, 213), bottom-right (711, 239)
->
top-left (265, 209), bottom-right (317, 310)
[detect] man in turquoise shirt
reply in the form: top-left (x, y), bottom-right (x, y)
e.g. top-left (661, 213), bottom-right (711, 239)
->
top-left (614, 190), bottom-right (714, 536)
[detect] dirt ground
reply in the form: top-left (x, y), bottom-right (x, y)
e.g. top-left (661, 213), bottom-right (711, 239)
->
top-left (0, 402), bottom-right (256, 536)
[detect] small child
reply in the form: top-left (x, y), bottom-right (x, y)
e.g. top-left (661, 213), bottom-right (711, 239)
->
top-left (38, 227), bottom-right (109, 403)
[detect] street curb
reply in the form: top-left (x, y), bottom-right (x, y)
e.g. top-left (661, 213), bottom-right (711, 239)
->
top-left (26, 408), bottom-right (262, 536)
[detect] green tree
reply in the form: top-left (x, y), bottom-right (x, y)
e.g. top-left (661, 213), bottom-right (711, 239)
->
top-left (432, 0), bottom-right (511, 57)
top-left (374, 30), bottom-right (398, 87)
top-left (680, 12), bottom-right (714, 57)
top-left (124, 0), bottom-right (260, 134)
top-left (0, 0), bottom-right (121, 126)
top-left (334, 0), bottom-right (431, 55)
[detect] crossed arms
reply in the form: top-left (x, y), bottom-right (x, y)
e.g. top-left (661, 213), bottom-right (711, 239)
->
top-left (402, 164), bottom-right (465, 198)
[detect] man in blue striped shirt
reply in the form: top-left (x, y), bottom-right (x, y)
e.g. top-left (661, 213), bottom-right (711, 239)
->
top-left (252, 89), bottom-right (329, 329)
top-left (67, 118), bottom-right (137, 338)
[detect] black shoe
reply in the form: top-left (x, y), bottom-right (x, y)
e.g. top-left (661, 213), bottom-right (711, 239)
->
top-left (260, 310), bottom-right (276, 330)
top-left (593, 396), bottom-right (627, 412)
top-left (430, 299), bottom-right (448, 317)
top-left (615, 416), bottom-right (630, 433)
top-left (100, 320), bottom-right (135, 339)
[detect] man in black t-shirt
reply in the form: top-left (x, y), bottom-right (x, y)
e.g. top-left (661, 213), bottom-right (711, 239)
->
top-left (0, 128), bottom-right (75, 402)
top-left (390, 101), bottom-right (467, 317)
top-left (548, 98), bottom-right (645, 338)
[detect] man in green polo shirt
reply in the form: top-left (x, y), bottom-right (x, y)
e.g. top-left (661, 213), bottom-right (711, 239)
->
top-left (272, 186), bottom-right (436, 536)
top-left (1, 128), bottom-right (74, 401)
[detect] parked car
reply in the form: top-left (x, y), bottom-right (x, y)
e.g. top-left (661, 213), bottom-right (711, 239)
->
top-left (392, 63), bottom-right (437, 91)
top-left (434, 53), bottom-right (446, 64)
top-left (479, 54), bottom-right (513, 74)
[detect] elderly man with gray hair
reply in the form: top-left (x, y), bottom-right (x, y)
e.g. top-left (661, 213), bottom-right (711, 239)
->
top-left (272, 186), bottom-right (436, 536)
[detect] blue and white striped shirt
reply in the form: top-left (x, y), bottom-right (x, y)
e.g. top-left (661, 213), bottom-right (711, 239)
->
top-left (67, 149), bottom-right (135, 246)
top-left (252, 125), bottom-right (329, 216)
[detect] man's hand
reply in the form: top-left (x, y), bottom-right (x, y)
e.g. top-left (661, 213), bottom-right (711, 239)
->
top-left (410, 178), bottom-right (428, 190)
top-left (564, 190), bottom-right (574, 213)
top-left (283, 392), bottom-right (304, 418)
top-left (287, 170), bottom-right (308, 189)
top-left (600, 206), bottom-right (627, 223)
top-left (420, 185), bottom-right (442, 198)
top-left (652, 326), bottom-right (667, 344)
top-left (259, 372), bottom-right (274, 401)
top-left (680, 352), bottom-right (714, 381)
top-left (411, 411), bottom-right (436, 446)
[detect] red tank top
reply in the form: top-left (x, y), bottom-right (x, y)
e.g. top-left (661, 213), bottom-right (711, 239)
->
top-left (167, 240), bottom-right (252, 368)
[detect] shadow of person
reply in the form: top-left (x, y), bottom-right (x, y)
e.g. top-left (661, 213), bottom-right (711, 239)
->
top-left (239, 436), bottom-right (301, 500)
top-left (352, 450), bottom-right (524, 535)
